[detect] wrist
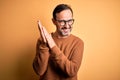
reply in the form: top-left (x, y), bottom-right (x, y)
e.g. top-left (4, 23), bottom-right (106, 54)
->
top-left (49, 43), bottom-right (56, 49)
top-left (50, 46), bottom-right (62, 57)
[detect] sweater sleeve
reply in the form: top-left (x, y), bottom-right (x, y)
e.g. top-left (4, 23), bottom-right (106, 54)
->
top-left (50, 39), bottom-right (84, 77)
top-left (33, 38), bottom-right (50, 76)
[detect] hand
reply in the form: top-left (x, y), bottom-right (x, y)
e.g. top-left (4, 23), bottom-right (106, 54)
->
top-left (37, 20), bottom-right (56, 48)
top-left (37, 20), bottom-right (47, 43)
top-left (42, 26), bottom-right (56, 48)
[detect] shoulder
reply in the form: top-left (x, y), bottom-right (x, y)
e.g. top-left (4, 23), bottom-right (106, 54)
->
top-left (71, 34), bottom-right (84, 44)
top-left (70, 35), bottom-right (84, 51)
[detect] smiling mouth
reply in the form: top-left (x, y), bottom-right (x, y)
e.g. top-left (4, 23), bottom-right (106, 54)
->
top-left (61, 28), bottom-right (70, 34)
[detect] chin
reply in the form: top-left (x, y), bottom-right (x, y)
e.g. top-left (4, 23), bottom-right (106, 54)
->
top-left (58, 29), bottom-right (71, 37)
top-left (61, 32), bottom-right (70, 36)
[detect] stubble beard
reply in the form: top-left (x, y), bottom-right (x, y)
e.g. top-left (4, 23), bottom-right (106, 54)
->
top-left (57, 26), bottom-right (72, 37)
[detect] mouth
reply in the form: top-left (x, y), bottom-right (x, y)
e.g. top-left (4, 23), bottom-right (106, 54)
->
top-left (62, 29), bottom-right (69, 33)
top-left (58, 26), bottom-right (72, 36)
top-left (61, 28), bottom-right (71, 35)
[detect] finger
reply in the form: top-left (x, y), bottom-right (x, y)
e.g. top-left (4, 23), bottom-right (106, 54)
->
top-left (41, 27), bottom-right (47, 43)
top-left (37, 20), bottom-right (42, 31)
top-left (42, 26), bottom-right (50, 40)
top-left (37, 20), bottom-right (47, 42)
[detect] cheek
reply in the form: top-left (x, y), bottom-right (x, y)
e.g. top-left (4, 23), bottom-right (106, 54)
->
top-left (56, 25), bottom-right (62, 29)
top-left (53, 20), bottom-right (58, 26)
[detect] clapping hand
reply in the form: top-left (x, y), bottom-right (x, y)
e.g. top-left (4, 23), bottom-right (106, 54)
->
top-left (37, 20), bottom-right (56, 48)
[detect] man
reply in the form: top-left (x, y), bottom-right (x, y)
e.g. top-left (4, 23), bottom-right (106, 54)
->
top-left (33, 4), bottom-right (84, 80)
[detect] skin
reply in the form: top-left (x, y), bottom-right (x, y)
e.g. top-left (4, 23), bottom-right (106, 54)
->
top-left (52, 9), bottom-right (73, 38)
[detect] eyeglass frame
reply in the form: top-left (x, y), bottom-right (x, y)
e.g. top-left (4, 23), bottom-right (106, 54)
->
top-left (55, 19), bottom-right (74, 26)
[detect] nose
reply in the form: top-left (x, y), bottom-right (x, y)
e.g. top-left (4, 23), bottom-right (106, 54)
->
top-left (64, 22), bottom-right (70, 28)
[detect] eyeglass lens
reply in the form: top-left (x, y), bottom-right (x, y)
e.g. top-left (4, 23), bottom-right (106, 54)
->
top-left (57, 19), bottom-right (74, 26)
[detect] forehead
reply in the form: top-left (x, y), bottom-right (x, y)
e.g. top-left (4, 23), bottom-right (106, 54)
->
top-left (56, 9), bottom-right (73, 20)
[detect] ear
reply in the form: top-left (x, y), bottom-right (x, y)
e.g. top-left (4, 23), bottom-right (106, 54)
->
top-left (52, 18), bottom-right (57, 25)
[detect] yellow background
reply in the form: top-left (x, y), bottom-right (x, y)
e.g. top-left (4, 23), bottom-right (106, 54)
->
top-left (0, 0), bottom-right (120, 80)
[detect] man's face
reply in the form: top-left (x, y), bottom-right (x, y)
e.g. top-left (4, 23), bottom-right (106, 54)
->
top-left (55, 9), bottom-right (74, 37)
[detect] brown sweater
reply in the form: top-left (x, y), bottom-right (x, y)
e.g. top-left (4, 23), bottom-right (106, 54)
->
top-left (33, 34), bottom-right (84, 80)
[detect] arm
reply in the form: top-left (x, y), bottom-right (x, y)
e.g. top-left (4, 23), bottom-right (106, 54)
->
top-left (33, 38), bottom-right (50, 76)
top-left (50, 40), bottom-right (84, 77)
top-left (33, 21), bottom-right (50, 76)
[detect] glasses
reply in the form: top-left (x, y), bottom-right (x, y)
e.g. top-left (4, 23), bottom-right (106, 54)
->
top-left (56, 19), bottom-right (74, 26)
